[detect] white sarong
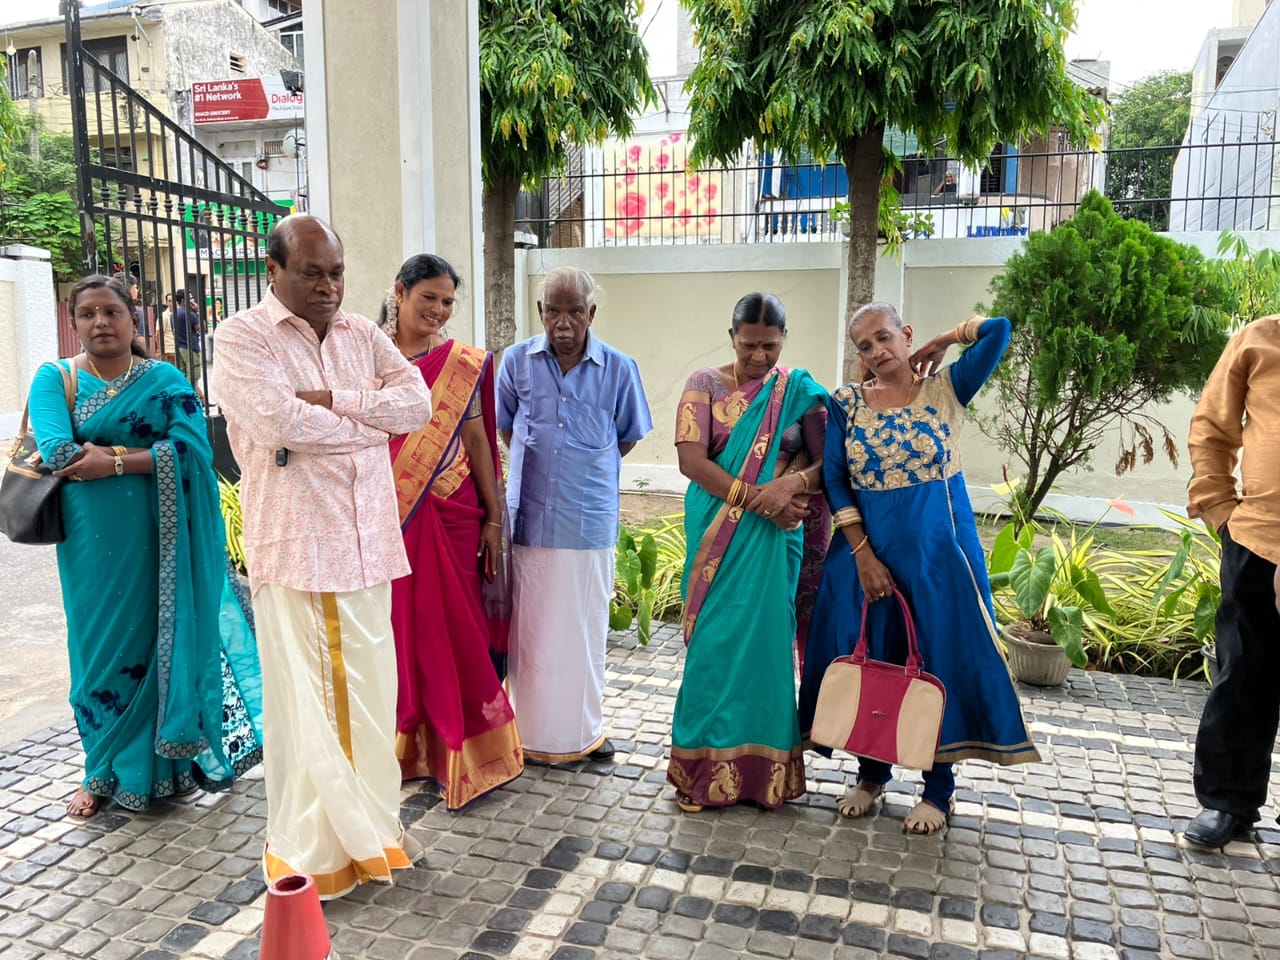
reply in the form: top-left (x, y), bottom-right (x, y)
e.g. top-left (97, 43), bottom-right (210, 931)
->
top-left (508, 545), bottom-right (614, 762)
top-left (254, 583), bottom-right (410, 898)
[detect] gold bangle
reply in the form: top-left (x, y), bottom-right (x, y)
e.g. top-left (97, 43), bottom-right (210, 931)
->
top-left (485, 521), bottom-right (501, 528)
top-left (800, 471), bottom-right (811, 492)
top-left (851, 535), bottom-right (869, 556)
top-left (955, 317), bottom-right (983, 345)
top-left (112, 445), bottom-right (127, 457)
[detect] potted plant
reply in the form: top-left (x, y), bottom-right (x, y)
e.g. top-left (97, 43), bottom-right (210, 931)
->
top-left (987, 519), bottom-right (1115, 686)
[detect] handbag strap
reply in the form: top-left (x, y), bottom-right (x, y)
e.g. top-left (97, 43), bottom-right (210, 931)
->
top-left (852, 587), bottom-right (924, 675)
top-left (11, 360), bottom-right (78, 458)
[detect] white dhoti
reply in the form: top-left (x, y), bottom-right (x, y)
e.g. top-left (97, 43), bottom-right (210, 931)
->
top-left (508, 545), bottom-right (614, 762)
top-left (253, 583), bottom-right (411, 898)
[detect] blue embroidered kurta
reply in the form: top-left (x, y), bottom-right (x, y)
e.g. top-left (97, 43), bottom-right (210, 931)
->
top-left (798, 317), bottom-right (1040, 765)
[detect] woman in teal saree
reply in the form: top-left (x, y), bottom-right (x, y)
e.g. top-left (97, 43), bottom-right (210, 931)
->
top-left (28, 275), bottom-right (263, 819)
top-left (667, 293), bottom-right (828, 811)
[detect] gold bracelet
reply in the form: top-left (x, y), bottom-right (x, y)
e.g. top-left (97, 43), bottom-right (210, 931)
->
top-left (955, 317), bottom-right (983, 345)
top-left (799, 471), bottom-right (811, 493)
top-left (485, 521), bottom-right (501, 528)
top-left (112, 445), bottom-right (127, 457)
top-left (727, 479), bottom-right (741, 507)
top-left (851, 535), bottom-right (869, 556)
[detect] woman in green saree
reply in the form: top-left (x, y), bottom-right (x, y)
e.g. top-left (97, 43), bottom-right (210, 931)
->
top-left (28, 275), bottom-right (263, 820)
top-left (667, 293), bottom-right (829, 811)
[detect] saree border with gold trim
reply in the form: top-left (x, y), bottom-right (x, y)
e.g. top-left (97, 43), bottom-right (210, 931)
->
top-left (391, 340), bottom-right (487, 527)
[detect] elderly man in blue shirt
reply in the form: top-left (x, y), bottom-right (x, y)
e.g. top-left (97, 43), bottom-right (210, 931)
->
top-left (499, 265), bottom-right (653, 764)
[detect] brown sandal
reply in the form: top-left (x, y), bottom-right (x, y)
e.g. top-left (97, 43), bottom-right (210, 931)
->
top-left (836, 780), bottom-right (884, 819)
top-left (903, 799), bottom-right (950, 835)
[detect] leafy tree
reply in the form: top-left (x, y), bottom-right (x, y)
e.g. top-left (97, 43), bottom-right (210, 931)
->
top-left (4, 122), bottom-right (77, 197)
top-left (680, 0), bottom-right (1104, 379)
top-left (1212, 230), bottom-right (1280, 325)
top-left (0, 117), bottom-right (91, 281)
top-left (0, 61), bottom-right (23, 181)
top-left (4, 193), bottom-right (86, 281)
top-left (980, 191), bottom-right (1235, 517)
top-left (1104, 71), bottom-right (1191, 231)
top-left (480, 1), bottom-right (654, 352)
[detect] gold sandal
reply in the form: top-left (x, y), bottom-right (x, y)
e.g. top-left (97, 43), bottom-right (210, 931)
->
top-left (903, 799), bottom-right (951, 835)
top-left (836, 780), bottom-right (884, 819)
top-left (676, 794), bottom-right (704, 813)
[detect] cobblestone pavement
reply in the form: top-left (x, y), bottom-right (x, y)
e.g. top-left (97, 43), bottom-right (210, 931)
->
top-left (2, 623), bottom-right (1279, 960)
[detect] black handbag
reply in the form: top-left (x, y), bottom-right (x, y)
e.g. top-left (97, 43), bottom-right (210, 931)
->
top-left (1, 362), bottom-right (78, 545)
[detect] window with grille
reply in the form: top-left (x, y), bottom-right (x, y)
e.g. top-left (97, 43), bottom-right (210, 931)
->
top-left (61, 36), bottom-right (129, 93)
top-left (229, 53), bottom-right (248, 74)
top-left (5, 48), bottom-right (43, 99)
top-left (279, 31), bottom-right (304, 68)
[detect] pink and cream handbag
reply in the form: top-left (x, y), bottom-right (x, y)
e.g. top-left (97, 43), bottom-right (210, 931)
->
top-left (810, 589), bottom-right (946, 771)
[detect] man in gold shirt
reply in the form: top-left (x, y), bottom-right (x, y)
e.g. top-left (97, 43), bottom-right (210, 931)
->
top-left (1184, 314), bottom-right (1280, 848)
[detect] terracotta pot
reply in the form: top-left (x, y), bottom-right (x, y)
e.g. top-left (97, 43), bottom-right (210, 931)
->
top-left (1002, 624), bottom-right (1072, 687)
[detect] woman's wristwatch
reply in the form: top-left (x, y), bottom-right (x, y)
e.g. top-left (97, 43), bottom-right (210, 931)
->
top-left (112, 445), bottom-right (126, 476)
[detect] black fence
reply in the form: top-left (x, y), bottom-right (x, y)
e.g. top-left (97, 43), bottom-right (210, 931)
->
top-left (64, 1), bottom-right (287, 412)
top-left (523, 122), bottom-right (1279, 248)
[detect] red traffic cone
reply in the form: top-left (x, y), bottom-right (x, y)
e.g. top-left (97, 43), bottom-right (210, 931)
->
top-left (259, 874), bottom-right (335, 960)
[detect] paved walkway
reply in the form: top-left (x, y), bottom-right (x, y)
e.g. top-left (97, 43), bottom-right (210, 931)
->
top-left (1, 623), bottom-right (1278, 960)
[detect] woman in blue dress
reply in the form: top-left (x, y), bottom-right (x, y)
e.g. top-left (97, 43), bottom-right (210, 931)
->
top-left (798, 303), bottom-right (1039, 835)
top-left (28, 274), bottom-right (263, 820)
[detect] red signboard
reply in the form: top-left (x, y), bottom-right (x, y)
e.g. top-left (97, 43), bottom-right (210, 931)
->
top-left (192, 78), bottom-right (304, 125)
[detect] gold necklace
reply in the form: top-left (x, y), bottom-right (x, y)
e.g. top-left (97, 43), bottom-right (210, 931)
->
top-left (86, 354), bottom-right (134, 397)
top-left (398, 336), bottom-right (436, 359)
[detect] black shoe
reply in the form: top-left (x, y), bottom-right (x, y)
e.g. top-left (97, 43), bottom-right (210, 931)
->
top-left (1184, 809), bottom-right (1251, 849)
top-left (587, 738), bottom-right (617, 761)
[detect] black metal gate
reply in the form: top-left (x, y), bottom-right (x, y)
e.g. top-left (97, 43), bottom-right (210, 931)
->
top-left (65, 1), bottom-right (286, 463)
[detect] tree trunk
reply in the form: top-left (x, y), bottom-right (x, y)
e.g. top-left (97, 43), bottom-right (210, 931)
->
top-left (482, 174), bottom-right (520, 355)
top-left (840, 124), bottom-right (886, 383)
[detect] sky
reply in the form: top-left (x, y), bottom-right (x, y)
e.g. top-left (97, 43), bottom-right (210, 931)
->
top-left (1063, 0), bottom-right (1235, 89)
top-left (3, 0), bottom-right (1244, 93)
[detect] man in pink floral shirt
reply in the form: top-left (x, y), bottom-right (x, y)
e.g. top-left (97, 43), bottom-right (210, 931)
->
top-left (211, 215), bottom-right (432, 899)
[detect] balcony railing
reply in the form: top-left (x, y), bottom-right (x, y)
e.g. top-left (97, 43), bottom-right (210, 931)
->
top-left (523, 126), bottom-right (1280, 248)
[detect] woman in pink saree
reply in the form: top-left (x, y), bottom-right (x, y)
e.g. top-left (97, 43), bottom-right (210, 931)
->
top-left (380, 254), bottom-right (523, 808)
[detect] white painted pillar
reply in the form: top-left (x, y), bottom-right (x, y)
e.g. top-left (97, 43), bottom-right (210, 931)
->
top-left (303, 0), bottom-right (485, 344)
top-left (0, 247), bottom-right (58, 438)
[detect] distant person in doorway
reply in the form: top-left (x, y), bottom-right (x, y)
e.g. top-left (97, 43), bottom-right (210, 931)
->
top-left (932, 171), bottom-right (958, 196)
top-left (171, 290), bottom-right (204, 391)
top-left (158, 293), bottom-right (176, 363)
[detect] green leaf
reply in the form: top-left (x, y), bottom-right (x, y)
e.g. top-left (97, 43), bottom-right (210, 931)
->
top-left (616, 550), bottom-right (641, 598)
top-left (987, 523), bottom-right (1019, 575)
top-left (1152, 530), bottom-right (1192, 601)
top-left (638, 532), bottom-right (658, 589)
top-left (608, 601), bottom-right (633, 632)
top-left (1009, 546), bottom-right (1055, 619)
top-left (1193, 583), bottom-right (1220, 641)
top-left (1046, 604), bottom-right (1088, 668)
top-left (637, 592), bottom-right (654, 645)
top-left (1069, 563), bottom-right (1115, 617)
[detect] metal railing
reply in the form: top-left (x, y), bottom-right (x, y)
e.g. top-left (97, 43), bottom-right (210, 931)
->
top-left (64, 1), bottom-right (287, 412)
top-left (524, 125), bottom-right (1280, 248)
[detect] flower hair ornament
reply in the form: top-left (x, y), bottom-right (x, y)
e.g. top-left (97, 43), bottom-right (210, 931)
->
top-left (382, 286), bottom-right (400, 338)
